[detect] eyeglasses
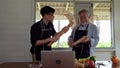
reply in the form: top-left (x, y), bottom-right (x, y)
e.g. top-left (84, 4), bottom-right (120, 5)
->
top-left (48, 13), bottom-right (54, 16)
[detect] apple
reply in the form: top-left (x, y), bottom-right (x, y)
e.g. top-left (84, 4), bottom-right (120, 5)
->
top-left (88, 60), bottom-right (95, 68)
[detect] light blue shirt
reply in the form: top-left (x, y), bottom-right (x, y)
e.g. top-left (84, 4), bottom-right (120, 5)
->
top-left (69, 23), bottom-right (99, 55)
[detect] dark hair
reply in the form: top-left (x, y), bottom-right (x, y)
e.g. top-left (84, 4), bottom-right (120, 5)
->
top-left (40, 6), bottom-right (55, 16)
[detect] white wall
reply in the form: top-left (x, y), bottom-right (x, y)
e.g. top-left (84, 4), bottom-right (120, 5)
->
top-left (0, 0), bottom-right (120, 63)
top-left (114, 0), bottom-right (120, 58)
top-left (0, 0), bottom-right (34, 63)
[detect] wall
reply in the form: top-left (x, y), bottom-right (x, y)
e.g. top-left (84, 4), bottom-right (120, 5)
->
top-left (114, 0), bottom-right (120, 58)
top-left (0, 0), bottom-right (120, 63)
top-left (0, 0), bottom-right (34, 63)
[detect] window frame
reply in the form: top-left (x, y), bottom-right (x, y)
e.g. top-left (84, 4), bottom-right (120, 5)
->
top-left (34, 0), bottom-right (115, 50)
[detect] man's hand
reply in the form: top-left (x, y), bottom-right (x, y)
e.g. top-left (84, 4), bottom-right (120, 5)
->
top-left (50, 36), bottom-right (59, 42)
top-left (68, 38), bottom-right (74, 47)
top-left (81, 36), bottom-right (90, 43)
top-left (62, 26), bottom-right (69, 33)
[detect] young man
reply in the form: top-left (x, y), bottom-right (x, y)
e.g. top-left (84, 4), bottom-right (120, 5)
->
top-left (68, 9), bottom-right (99, 59)
top-left (30, 6), bottom-right (58, 66)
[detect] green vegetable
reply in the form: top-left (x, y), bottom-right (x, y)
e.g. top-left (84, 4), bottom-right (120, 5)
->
top-left (89, 56), bottom-right (96, 63)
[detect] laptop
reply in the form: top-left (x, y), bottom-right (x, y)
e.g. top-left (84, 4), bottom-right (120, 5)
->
top-left (41, 50), bottom-right (75, 68)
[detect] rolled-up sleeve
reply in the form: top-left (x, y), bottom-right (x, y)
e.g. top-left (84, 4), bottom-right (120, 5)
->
top-left (88, 24), bottom-right (99, 55)
top-left (90, 26), bottom-right (99, 47)
top-left (68, 26), bottom-right (78, 40)
top-left (30, 23), bottom-right (40, 46)
top-left (51, 23), bottom-right (56, 36)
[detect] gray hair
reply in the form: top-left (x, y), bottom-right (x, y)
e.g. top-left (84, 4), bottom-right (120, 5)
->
top-left (78, 9), bottom-right (90, 16)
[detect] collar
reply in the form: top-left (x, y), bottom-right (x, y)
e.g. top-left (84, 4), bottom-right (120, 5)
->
top-left (79, 23), bottom-right (89, 26)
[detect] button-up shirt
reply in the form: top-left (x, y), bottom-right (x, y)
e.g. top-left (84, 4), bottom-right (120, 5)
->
top-left (69, 23), bottom-right (99, 55)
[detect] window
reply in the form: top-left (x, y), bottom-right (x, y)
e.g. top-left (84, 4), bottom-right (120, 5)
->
top-left (93, 3), bottom-right (112, 48)
top-left (35, 2), bottom-right (74, 48)
top-left (35, 1), bottom-right (113, 48)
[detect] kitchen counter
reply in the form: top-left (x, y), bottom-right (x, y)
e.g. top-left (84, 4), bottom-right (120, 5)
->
top-left (0, 61), bottom-right (120, 68)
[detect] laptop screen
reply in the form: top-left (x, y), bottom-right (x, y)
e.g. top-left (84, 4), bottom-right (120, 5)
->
top-left (41, 50), bottom-right (75, 68)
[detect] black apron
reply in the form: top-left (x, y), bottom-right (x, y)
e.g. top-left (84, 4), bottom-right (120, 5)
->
top-left (35, 22), bottom-right (52, 60)
top-left (73, 24), bottom-right (90, 59)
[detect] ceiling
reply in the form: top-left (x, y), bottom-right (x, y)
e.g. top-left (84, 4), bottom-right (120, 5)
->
top-left (36, 2), bottom-right (111, 20)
